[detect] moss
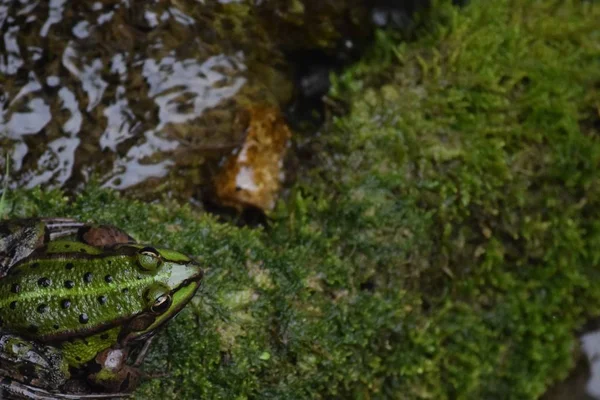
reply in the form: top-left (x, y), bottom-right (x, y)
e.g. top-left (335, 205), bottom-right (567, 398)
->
top-left (305, 0), bottom-right (600, 397)
top-left (2, 0), bottom-right (600, 398)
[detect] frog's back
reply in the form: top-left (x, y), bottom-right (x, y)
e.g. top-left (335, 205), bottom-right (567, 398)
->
top-left (0, 242), bottom-right (148, 342)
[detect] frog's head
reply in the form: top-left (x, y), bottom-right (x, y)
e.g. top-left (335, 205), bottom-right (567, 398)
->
top-left (119, 245), bottom-right (203, 343)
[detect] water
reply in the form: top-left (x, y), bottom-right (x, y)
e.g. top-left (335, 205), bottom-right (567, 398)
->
top-left (0, 0), bottom-right (289, 201)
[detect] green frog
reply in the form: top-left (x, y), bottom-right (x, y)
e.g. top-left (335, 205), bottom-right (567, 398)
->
top-left (0, 218), bottom-right (203, 399)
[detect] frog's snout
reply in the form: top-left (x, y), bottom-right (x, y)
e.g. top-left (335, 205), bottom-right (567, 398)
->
top-left (165, 258), bottom-right (203, 291)
top-left (188, 258), bottom-right (204, 280)
top-left (184, 260), bottom-right (204, 285)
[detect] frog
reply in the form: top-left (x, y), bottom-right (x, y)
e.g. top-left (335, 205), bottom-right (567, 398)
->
top-left (0, 218), bottom-right (203, 399)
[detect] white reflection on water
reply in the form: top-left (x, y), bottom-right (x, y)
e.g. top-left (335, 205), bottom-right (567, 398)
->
top-left (97, 11), bottom-right (114, 25)
top-left (6, 98), bottom-right (51, 138)
top-left (58, 86), bottom-right (83, 135)
top-left (40, 0), bottom-right (66, 37)
top-left (0, 73), bottom-right (50, 144)
top-left (16, 81), bottom-right (81, 188)
top-left (0, 5), bottom-right (8, 29)
top-left (72, 20), bottom-right (90, 39)
top-left (11, 142), bottom-right (28, 173)
top-left (62, 42), bottom-right (108, 112)
top-left (100, 51), bottom-right (247, 189)
top-left (17, 1), bottom-right (39, 16)
top-left (110, 53), bottom-right (128, 77)
top-left (1, 1), bottom-right (249, 191)
top-left (145, 11), bottom-right (159, 28)
top-left (143, 52), bottom-right (246, 130)
top-left (25, 137), bottom-right (80, 188)
top-left (169, 7), bottom-right (195, 26)
top-left (582, 331), bottom-right (600, 398)
top-left (11, 72), bottom-right (43, 105)
top-left (102, 130), bottom-right (179, 190)
top-left (100, 86), bottom-right (137, 151)
top-left (1, 26), bottom-right (24, 74)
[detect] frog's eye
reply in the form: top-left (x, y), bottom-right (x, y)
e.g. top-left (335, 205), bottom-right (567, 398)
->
top-left (151, 294), bottom-right (172, 314)
top-left (137, 247), bottom-right (162, 271)
top-left (144, 284), bottom-right (172, 314)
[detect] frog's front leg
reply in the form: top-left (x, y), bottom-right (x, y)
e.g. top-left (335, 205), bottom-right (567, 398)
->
top-left (87, 347), bottom-right (141, 393)
top-left (85, 334), bottom-right (162, 393)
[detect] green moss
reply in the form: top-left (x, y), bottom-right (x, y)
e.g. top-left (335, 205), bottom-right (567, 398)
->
top-left (309, 0), bottom-right (600, 397)
top-left (2, 0), bottom-right (599, 398)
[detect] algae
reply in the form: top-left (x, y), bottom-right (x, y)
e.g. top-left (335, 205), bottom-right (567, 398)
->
top-left (1, 0), bottom-right (600, 399)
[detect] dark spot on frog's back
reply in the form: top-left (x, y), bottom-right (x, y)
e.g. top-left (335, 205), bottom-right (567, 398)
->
top-left (83, 272), bottom-right (93, 283)
top-left (64, 280), bottom-right (75, 289)
top-left (38, 277), bottom-right (51, 287)
top-left (10, 283), bottom-right (20, 293)
top-left (65, 262), bottom-right (74, 270)
top-left (79, 314), bottom-right (89, 324)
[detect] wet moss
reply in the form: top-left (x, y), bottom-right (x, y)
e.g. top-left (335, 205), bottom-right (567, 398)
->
top-left (2, 0), bottom-right (600, 398)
